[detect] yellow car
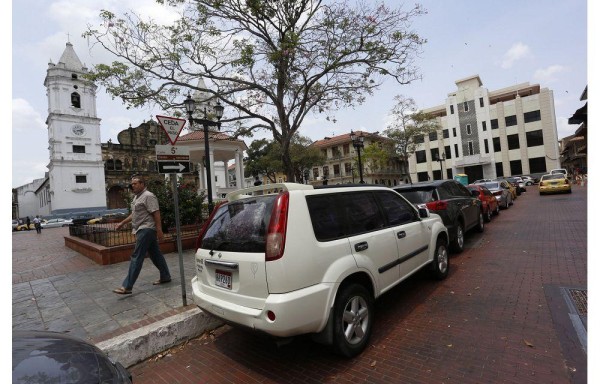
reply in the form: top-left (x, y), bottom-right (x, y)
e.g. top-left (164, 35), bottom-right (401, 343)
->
top-left (16, 220), bottom-right (47, 231)
top-left (499, 180), bottom-right (518, 200)
top-left (539, 174), bottom-right (572, 195)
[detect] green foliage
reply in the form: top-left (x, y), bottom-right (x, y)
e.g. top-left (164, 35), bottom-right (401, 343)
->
top-left (363, 143), bottom-right (391, 172)
top-left (150, 179), bottom-right (206, 231)
top-left (85, 1), bottom-right (427, 181)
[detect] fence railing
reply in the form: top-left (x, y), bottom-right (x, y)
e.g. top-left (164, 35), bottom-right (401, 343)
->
top-left (68, 223), bottom-right (202, 247)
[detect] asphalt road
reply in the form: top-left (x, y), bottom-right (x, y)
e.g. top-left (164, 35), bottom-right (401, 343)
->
top-left (130, 184), bottom-right (588, 384)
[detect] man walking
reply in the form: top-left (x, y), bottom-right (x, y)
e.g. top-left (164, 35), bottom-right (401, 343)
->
top-left (32, 215), bottom-right (42, 234)
top-left (113, 175), bottom-right (171, 295)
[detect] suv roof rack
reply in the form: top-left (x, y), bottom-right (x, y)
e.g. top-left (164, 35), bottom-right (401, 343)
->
top-left (226, 183), bottom-right (314, 201)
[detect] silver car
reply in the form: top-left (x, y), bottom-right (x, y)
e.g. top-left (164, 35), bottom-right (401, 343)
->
top-left (41, 218), bottom-right (73, 228)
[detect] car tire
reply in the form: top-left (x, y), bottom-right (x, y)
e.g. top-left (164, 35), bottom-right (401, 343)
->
top-left (450, 223), bottom-right (465, 253)
top-left (495, 203), bottom-right (500, 216)
top-left (476, 211), bottom-right (484, 233)
top-left (332, 284), bottom-right (373, 358)
top-left (484, 208), bottom-right (492, 223)
top-left (431, 237), bottom-right (449, 280)
top-left (508, 195), bottom-right (513, 206)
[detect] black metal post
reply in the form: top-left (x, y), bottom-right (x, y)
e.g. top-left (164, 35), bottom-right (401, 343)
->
top-left (202, 122), bottom-right (214, 213)
top-left (356, 146), bottom-right (365, 184)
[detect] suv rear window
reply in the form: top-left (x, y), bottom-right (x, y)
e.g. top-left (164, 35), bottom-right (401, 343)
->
top-left (201, 196), bottom-right (276, 252)
top-left (396, 188), bottom-right (436, 204)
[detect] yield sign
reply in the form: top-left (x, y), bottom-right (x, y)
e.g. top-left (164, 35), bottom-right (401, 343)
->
top-left (156, 115), bottom-right (187, 145)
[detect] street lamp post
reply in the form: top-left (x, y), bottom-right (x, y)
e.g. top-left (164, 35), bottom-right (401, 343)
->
top-left (435, 152), bottom-right (446, 180)
top-left (184, 94), bottom-right (224, 213)
top-left (350, 130), bottom-right (365, 184)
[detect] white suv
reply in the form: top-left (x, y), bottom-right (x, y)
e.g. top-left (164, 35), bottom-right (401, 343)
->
top-left (191, 183), bottom-right (449, 357)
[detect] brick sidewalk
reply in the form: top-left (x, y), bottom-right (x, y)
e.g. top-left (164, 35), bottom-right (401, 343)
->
top-left (130, 185), bottom-right (587, 383)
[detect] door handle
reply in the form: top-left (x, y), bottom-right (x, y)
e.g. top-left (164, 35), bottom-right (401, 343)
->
top-left (354, 241), bottom-right (368, 252)
top-left (397, 231), bottom-right (406, 239)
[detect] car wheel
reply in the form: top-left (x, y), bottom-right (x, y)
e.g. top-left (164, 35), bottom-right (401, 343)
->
top-left (332, 284), bottom-right (373, 358)
top-left (450, 223), bottom-right (465, 253)
top-left (495, 203), bottom-right (500, 215)
top-left (476, 212), bottom-right (484, 233)
top-left (431, 237), bottom-right (449, 280)
top-left (484, 208), bottom-right (492, 223)
top-left (508, 195), bottom-right (513, 206)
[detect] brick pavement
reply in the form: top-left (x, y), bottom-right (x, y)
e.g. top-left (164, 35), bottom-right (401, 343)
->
top-left (130, 184), bottom-right (587, 383)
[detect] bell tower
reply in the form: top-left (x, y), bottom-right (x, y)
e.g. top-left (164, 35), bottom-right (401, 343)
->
top-left (44, 42), bottom-right (107, 214)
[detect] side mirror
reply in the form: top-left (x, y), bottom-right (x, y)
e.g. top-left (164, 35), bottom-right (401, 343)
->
top-left (417, 204), bottom-right (430, 219)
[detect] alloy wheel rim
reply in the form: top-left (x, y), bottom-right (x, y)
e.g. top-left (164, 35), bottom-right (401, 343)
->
top-left (342, 296), bottom-right (369, 345)
top-left (438, 245), bottom-right (448, 272)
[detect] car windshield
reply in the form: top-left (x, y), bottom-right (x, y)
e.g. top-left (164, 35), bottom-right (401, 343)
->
top-left (542, 174), bottom-right (566, 181)
top-left (201, 195), bottom-right (276, 253)
top-left (395, 188), bottom-right (436, 204)
top-left (480, 182), bottom-right (501, 190)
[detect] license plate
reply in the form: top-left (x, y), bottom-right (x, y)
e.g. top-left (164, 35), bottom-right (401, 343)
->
top-left (215, 270), bottom-right (232, 290)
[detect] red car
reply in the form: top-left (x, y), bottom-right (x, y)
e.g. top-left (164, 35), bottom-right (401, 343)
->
top-left (467, 184), bottom-right (500, 222)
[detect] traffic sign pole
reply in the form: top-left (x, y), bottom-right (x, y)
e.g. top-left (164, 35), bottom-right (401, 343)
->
top-left (171, 175), bottom-right (187, 306)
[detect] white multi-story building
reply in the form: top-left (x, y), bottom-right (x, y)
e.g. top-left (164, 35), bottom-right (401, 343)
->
top-left (409, 75), bottom-right (560, 183)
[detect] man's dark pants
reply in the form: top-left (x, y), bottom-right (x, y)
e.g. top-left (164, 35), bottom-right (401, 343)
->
top-left (122, 228), bottom-right (171, 290)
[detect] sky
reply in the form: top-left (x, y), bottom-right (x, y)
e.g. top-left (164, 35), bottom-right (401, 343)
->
top-left (9, 0), bottom-right (589, 189)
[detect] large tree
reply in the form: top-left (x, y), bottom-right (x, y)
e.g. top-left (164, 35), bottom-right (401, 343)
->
top-left (85, 0), bottom-right (427, 181)
top-left (383, 95), bottom-right (440, 183)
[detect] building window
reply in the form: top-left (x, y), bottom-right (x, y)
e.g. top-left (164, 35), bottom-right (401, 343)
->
top-left (431, 148), bottom-right (439, 161)
top-left (323, 165), bottom-right (329, 177)
top-left (75, 175), bottom-right (87, 183)
top-left (432, 170), bottom-right (442, 180)
top-left (71, 92), bottom-right (81, 108)
top-left (495, 162), bottom-right (504, 177)
top-left (417, 171), bottom-right (429, 182)
top-left (467, 141), bottom-right (474, 155)
top-left (526, 129), bottom-right (544, 147)
top-left (106, 159), bottom-right (114, 170)
top-left (446, 168), bottom-right (453, 179)
top-left (450, 105), bottom-right (454, 114)
top-left (491, 119), bottom-right (499, 129)
top-left (452, 128), bottom-right (457, 137)
top-left (444, 145), bottom-right (452, 159)
top-left (415, 150), bottom-right (427, 164)
top-left (443, 129), bottom-right (449, 139)
top-left (507, 134), bottom-right (520, 150)
top-left (493, 137), bottom-right (501, 152)
top-left (115, 160), bottom-right (123, 170)
top-left (524, 110), bottom-right (541, 123)
top-left (72, 74), bottom-right (78, 79)
top-left (414, 135), bottom-right (424, 144)
top-left (454, 144), bottom-right (459, 158)
top-left (484, 139), bottom-right (489, 154)
top-left (322, 149), bottom-right (327, 158)
top-left (529, 157), bottom-right (547, 173)
top-left (463, 101), bottom-right (469, 112)
top-left (510, 160), bottom-right (523, 175)
top-left (345, 162), bottom-right (352, 174)
top-left (313, 167), bottom-right (319, 178)
top-left (73, 145), bottom-right (85, 153)
top-left (429, 131), bottom-right (437, 141)
top-left (466, 124), bottom-right (472, 135)
top-left (343, 144), bottom-right (350, 155)
top-left (333, 164), bottom-right (340, 176)
top-left (479, 97), bottom-right (484, 108)
top-left (482, 121), bottom-right (487, 131)
top-left (505, 115), bottom-right (517, 126)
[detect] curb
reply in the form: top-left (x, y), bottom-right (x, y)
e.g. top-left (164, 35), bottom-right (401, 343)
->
top-left (96, 307), bottom-right (223, 368)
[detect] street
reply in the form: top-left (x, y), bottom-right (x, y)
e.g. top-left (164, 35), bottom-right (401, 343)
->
top-left (129, 185), bottom-right (587, 384)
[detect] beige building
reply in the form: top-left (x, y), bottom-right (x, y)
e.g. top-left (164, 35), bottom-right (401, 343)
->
top-left (311, 131), bottom-right (407, 186)
top-left (409, 75), bottom-right (560, 183)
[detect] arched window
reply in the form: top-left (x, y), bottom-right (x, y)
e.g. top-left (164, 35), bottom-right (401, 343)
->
top-left (115, 160), bottom-right (123, 170)
top-left (106, 159), bottom-right (115, 170)
top-left (71, 92), bottom-right (81, 108)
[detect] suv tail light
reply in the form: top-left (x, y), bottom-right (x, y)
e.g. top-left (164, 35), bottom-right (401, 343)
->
top-left (426, 200), bottom-right (448, 211)
top-left (265, 192), bottom-right (289, 261)
top-left (195, 202), bottom-right (225, 250)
